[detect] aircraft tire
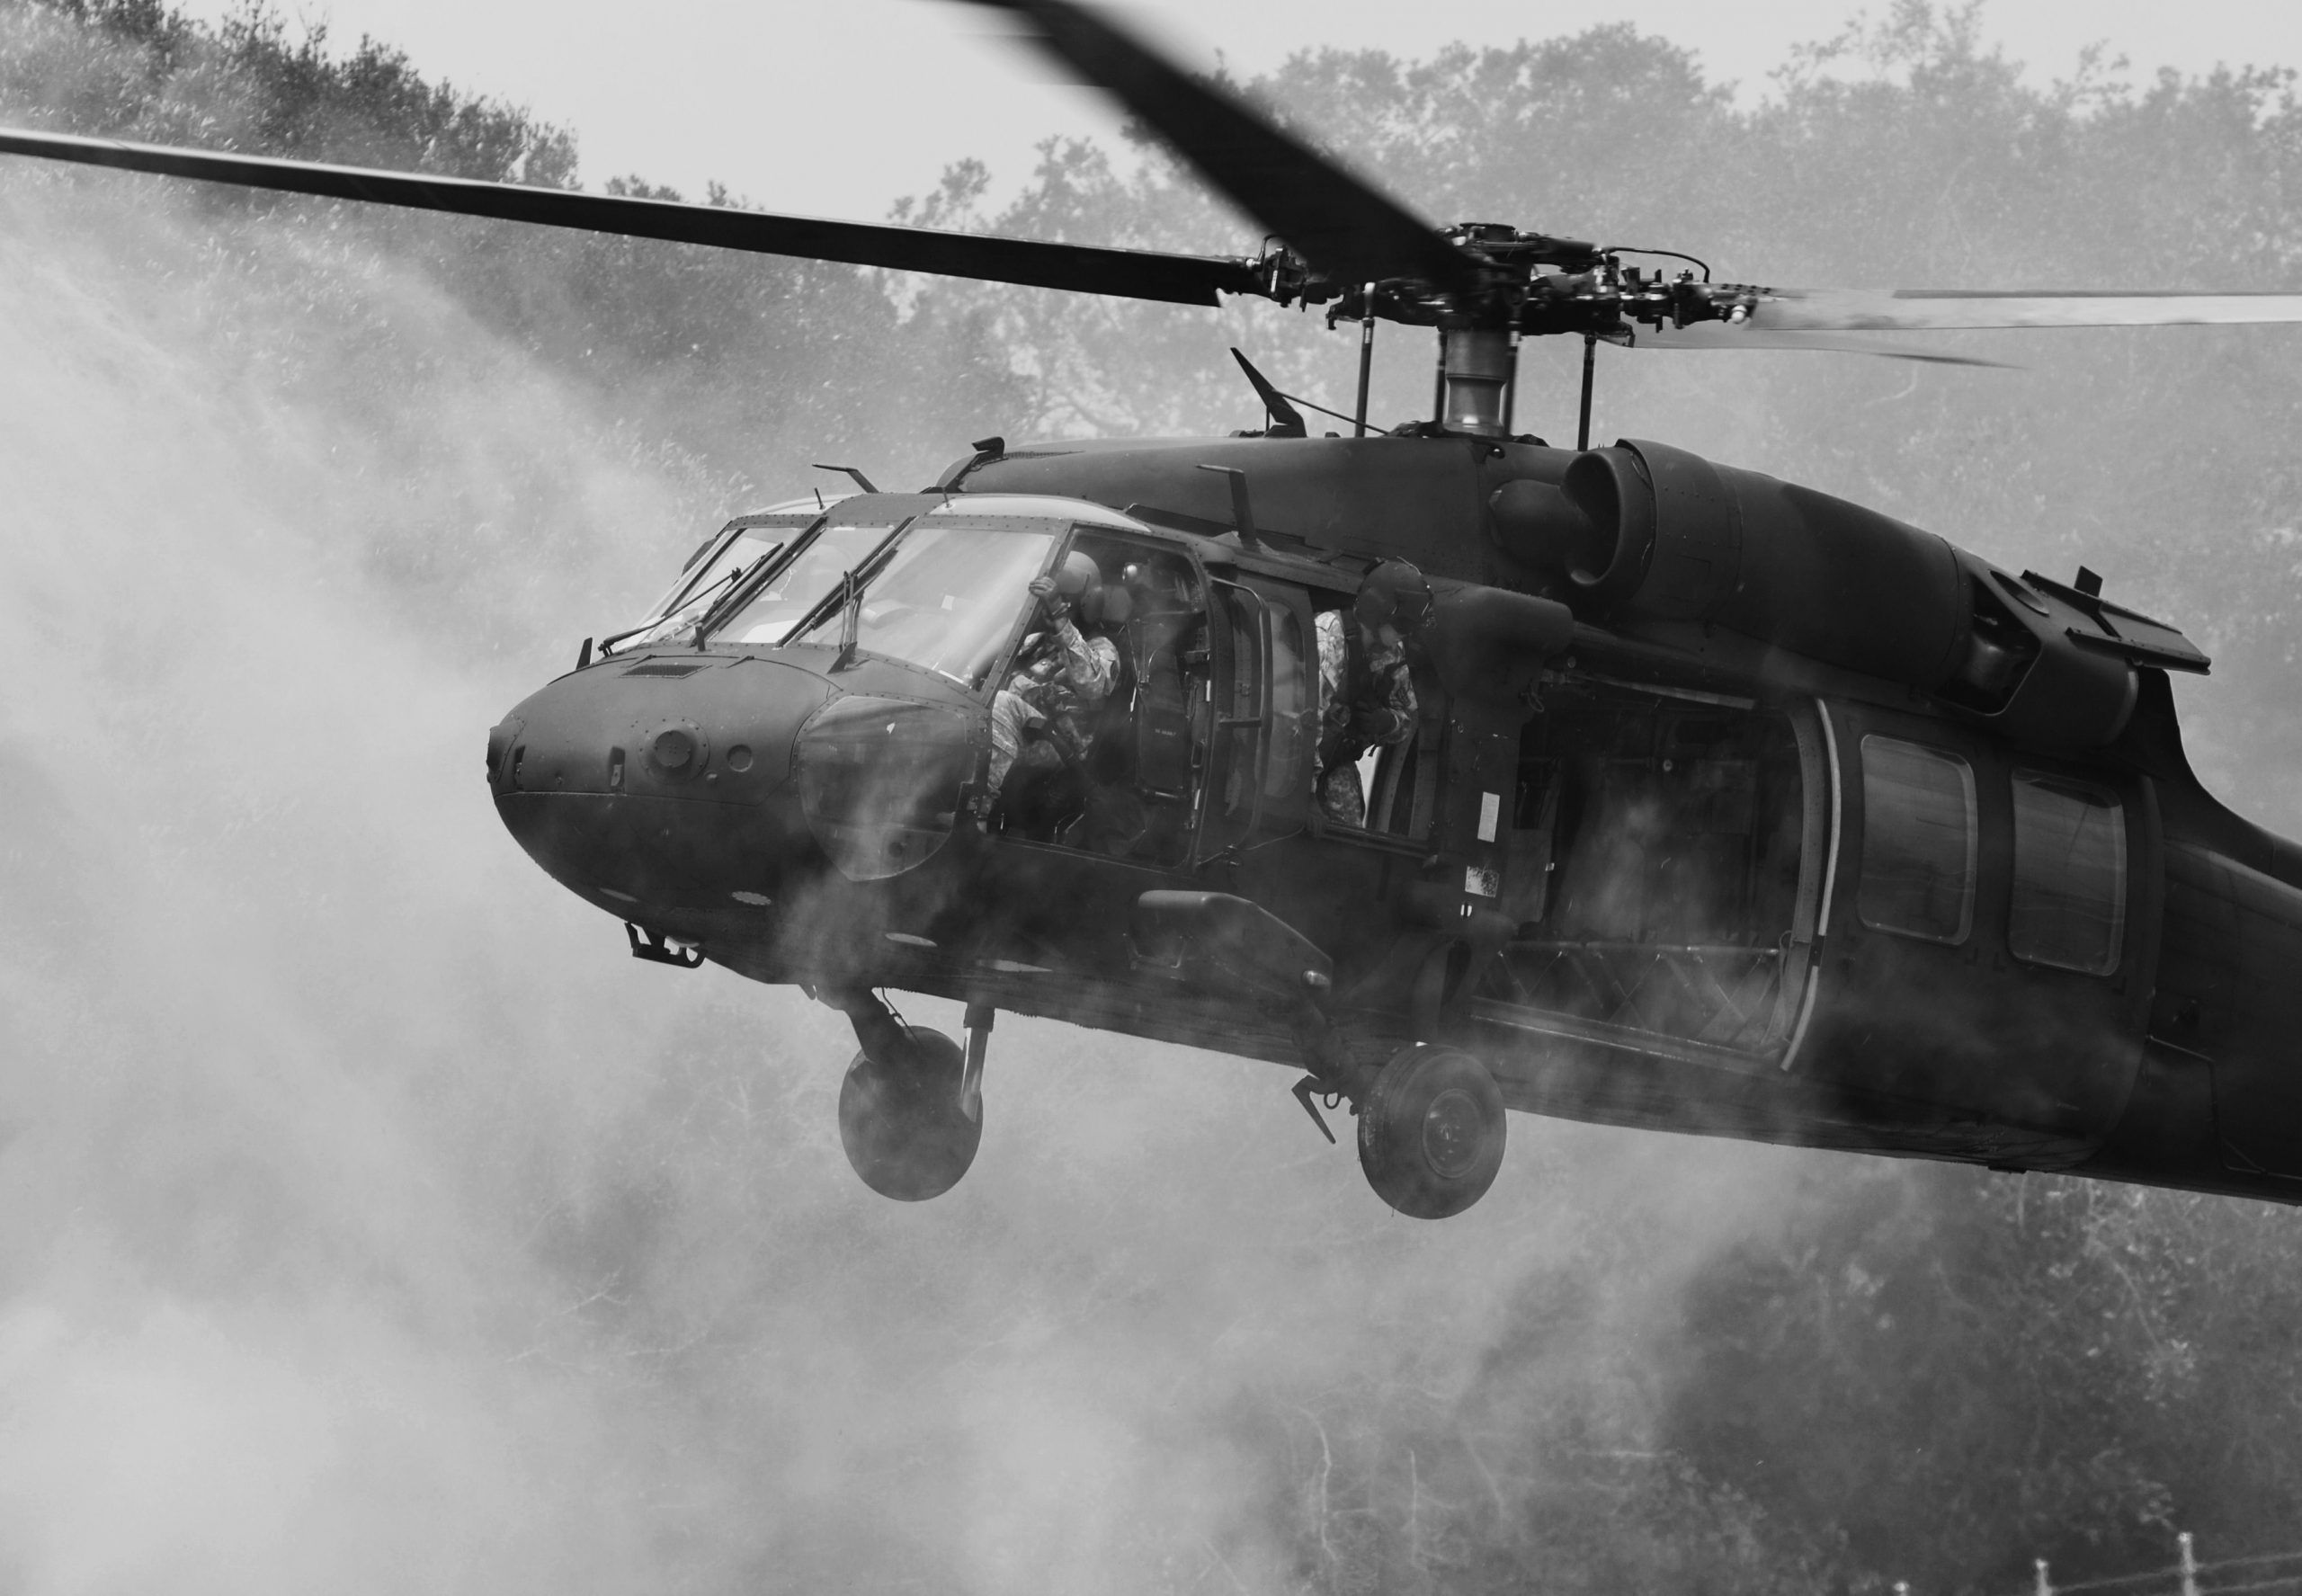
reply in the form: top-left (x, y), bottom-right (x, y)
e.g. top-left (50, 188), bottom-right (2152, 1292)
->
top-left (837, 1026), bottom-right (980, 1201)
top-left (1356, 1045), bottom-right (1506, 1219)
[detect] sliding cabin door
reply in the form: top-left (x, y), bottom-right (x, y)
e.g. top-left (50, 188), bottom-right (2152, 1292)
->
top-left (1476, 689), bottom-right (1825, 1061)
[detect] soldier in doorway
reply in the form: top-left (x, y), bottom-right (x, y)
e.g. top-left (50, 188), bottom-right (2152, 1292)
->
top-left (1316, 558), bottom-right (1430, 827)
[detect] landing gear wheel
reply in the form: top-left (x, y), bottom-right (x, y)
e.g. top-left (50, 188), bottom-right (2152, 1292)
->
top-left (837, 1026), bottom-right (980, 1201)
top-left (1356, 1045), bottom-right (1507, 1219)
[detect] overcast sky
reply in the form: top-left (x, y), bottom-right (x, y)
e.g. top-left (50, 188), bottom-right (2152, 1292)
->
top-left (173, 0), bottom-right (2302, 226)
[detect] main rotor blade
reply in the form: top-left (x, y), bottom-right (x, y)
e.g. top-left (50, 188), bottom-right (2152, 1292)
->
top-left (0, 125), bottom-right (1260, 307)
top-left (1748, 287), bottom-right (2302, 332)
top-left (966, 0), bottom-right (1481, 293)
top-left (1637, 324), bottom-right (2013, 367)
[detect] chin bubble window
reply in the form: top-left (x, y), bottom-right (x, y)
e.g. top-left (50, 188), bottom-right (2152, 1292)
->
top-left (2009, 771), bottom-right (2126, 975)
top-left (1857, 736), bottom-right (1977, 945)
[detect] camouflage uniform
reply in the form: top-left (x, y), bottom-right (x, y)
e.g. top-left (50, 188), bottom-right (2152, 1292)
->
top-left (987, 614), bottom-right (1120, 795)
top-left (1315, 608), bottom-right (1417, 826)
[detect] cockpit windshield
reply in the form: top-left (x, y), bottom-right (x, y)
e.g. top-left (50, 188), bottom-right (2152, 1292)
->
top-left (711, 523), bottom-right (901, 645)
top-left (605, 519), bottom-right (803, 655)
top-left (784, 522), bottom-right (1058, 686)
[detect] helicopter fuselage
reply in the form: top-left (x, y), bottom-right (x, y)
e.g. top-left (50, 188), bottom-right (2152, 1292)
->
top-left (490, 432), bottom-right (2302, 1208)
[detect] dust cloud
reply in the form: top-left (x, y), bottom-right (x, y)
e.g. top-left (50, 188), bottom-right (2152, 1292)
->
top-left (0, 168), bottom-right (1835, 1593)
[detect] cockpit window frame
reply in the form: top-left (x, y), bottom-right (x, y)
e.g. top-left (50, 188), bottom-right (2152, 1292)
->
top-left (664, 513), bottom-right (818, 617)
top-left (604, 512), bottom-right (821, 657)
top-left (757, 513), bottom-right (1076, 694)
top-left (693, 513), bottom-right (906, 653)
top-left (760, 521), bottom-right (915, 649)
top-left (974, 523), bottom-right (1218, 863)
top-left (925, 516), bottom-right (1080, 696)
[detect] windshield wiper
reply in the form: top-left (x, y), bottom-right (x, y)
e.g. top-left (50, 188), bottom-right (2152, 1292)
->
top-left (773, 527), bottom-right (909, 648)
top-left (776, 566), bottom-right (862, 651)
top-left (598, 554), bottom-right (771, 656)
top-left (687, 547), bottom-right (781, 638)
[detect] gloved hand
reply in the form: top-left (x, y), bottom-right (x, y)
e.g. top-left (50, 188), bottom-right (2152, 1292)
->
top-left (1352, 706), bottom-right (1412, 746)
top-left (1028, 575), bottom-right (1071, 620)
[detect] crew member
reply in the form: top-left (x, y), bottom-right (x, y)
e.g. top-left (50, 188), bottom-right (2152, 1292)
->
top-left (1316, 559), bottom-right (1430, 827)
top-left (986, 551), bottom-right (1121, 820)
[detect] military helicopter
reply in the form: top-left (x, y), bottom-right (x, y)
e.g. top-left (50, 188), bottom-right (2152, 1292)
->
top-left (12, 0), bottom-right (2302, 1219)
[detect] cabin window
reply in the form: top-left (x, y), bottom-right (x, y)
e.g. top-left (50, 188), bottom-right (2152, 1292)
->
top-left (1857, 736), bottom-right (1976, 944)
top-left (2010, 771), bottom-right (2126, 975)
top-left (1264, 607), bottom-right (1310, 802)
top-left (1217, 586), bottom-right (1262, 824)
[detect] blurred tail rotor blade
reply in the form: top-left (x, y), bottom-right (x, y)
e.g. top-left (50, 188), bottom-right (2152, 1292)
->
top-left (1639, 324), bottom-right (2014, 368)
top-left (1747, 287), bottom-right (2302, 332)
top-left (962, 0), bottom-right (1481, 292)
top-left (0, 125), bottom-right (1262, 306)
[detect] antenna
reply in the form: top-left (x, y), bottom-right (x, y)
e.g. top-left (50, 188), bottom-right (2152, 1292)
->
top-left (1228, 348), bottom-right (1306, 437)
top-left (812, 464), bottom-right (879, 494)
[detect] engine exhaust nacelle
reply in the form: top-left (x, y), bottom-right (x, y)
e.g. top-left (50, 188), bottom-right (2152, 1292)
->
top-left (1488, 439), bottom-right (2173, 752)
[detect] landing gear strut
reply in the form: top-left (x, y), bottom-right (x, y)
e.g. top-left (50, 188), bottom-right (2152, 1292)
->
top-left (1355, 1045), bottom-right (1507, 1219)
top-left (832, 994), bottom-right (987, 1201)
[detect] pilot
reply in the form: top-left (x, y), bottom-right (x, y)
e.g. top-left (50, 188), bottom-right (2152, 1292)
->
top-left (1315, 558), bottom-right (1431, 827)
top-left (985, 551), bottom-right (1121, 825)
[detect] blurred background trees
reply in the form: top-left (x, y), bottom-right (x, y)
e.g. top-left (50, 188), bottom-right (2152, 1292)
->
top-left (4, 3), bottom-right (2301, 1592)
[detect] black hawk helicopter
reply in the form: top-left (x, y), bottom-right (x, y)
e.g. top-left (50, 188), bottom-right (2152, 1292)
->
top-left (12, 0), bottom-right (2302, 1218)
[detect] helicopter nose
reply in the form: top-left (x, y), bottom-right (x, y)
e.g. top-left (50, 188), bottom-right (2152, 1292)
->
top-left (486, 655), bottom-right (837, 915)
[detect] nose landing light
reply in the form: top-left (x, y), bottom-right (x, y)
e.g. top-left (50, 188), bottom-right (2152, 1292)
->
top-left (796, 695), bottom-right (978, 882)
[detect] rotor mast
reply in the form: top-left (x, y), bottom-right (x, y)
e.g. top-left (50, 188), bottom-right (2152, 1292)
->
top-left (1437, 328), bottom-right (1517, 436)
top-left (1286, 226), bottom-right (1763, 441)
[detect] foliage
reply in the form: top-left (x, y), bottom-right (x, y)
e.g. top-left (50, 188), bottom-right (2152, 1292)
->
top-left (0, 0), bottom-right (1029, 502)
top-left (1665, 1164), bottom-right (2302, 1594)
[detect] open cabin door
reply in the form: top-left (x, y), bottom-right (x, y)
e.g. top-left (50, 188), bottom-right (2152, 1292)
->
top-left (972, 525), bottom-right (1224, 968)
top-left (1475, 689), bottom-right (1830, 1065)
